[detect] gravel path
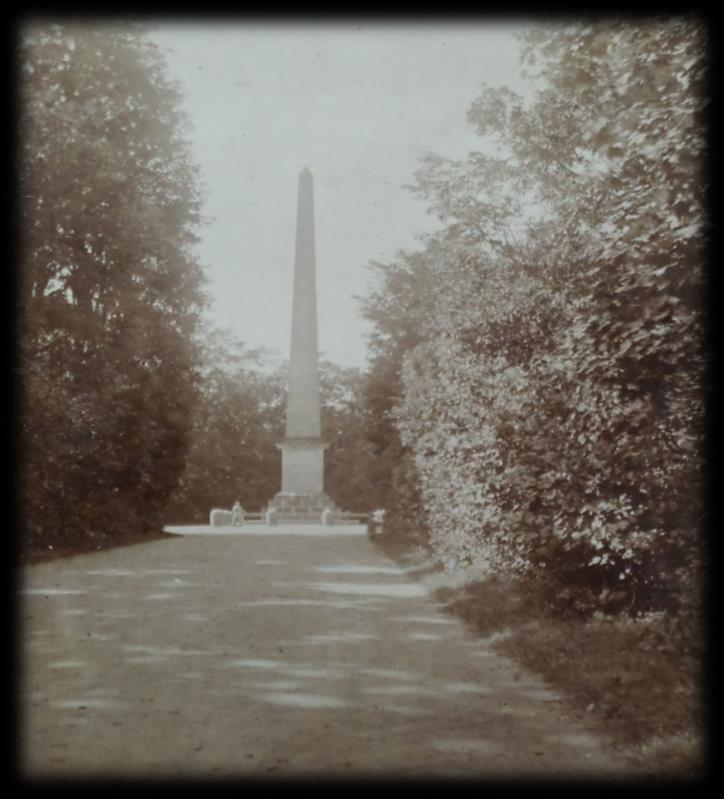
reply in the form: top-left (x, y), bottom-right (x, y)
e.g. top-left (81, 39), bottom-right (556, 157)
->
top-left (20, 526), bottom-right (625, 779)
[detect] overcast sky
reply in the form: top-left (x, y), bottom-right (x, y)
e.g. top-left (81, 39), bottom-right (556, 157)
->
top-left (147, 22), bottom-right (536, 370)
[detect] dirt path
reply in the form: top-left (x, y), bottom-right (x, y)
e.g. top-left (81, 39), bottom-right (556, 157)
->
top-left (20, 526), bottom-right (626, 779)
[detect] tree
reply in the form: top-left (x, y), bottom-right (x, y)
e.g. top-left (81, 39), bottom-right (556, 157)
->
top-left (358, 250), bottom-right (439, 547)
top-left (365, 18), bottom-right (708, 615)
top-left (164, 326), bottom-right (285, 521)
top-left (18, 22), bottom-right (207, 552)
top-left (319, 360), bottom-right (381, 513)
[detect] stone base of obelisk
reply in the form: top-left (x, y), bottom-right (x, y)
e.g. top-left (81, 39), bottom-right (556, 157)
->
top-left (265, 492), bottom-right (338, 523)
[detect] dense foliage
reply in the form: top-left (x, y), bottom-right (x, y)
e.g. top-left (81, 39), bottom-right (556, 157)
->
top-left (19, 23), bottom-right (207, 552)
top-left (360, 251), bottom-right (437, 549)
top-left (320, 361), bottom-right (382, 513)
top-left (363, 19), bottom-right (708, 618)
top-left (163, 327), bottom-right (285, 521)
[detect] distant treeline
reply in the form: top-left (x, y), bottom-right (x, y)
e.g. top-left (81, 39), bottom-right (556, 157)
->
top-left (162, 337), bottom-right (384, 522)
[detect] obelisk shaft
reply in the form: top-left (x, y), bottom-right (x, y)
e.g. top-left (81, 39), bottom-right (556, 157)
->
top-left (286, 168), bottom-right (321, 439)
top-left (276, 168), bottom-right (328, 498)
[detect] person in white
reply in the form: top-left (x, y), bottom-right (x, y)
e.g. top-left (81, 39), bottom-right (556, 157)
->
top-left (231, 501), bottom-right (244, 526)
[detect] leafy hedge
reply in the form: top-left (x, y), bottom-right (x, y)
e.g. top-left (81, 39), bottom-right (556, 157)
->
top-left (366, 19), bottom-right (708, 619)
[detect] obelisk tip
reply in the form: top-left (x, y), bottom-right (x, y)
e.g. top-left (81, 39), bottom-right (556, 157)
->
top-left (300, 166), bottom-right (312, 179)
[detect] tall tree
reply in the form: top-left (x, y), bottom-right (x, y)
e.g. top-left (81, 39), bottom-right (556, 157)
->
top-left (365, 18), bottom-right (708, 615)
top-left (18, 22), bottom-right (207, 552)
top-left (319, 360), bottom-right (381, 513)
top-left (358, 250), bottom-right (439, 546)
top-left (164, 326), bottom-right (285, 521)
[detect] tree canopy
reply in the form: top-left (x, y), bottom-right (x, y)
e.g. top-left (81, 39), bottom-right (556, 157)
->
top-left (19, 22), bottom-right (207, 552)
top-left (362, 18), bottom-right (708, 618)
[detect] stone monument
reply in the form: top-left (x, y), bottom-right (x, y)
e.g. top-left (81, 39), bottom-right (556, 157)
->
top-left (264, 168), bottom-right (338, 522)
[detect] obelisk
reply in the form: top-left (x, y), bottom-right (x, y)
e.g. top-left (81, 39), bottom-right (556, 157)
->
top-left (285, 167), bottom-right (322, 447)
top-left (268, 168), bottom-right (333, 520)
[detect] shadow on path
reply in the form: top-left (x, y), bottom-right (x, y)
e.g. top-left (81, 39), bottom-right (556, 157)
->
top-left (21, 527), bottom-right (630, 779)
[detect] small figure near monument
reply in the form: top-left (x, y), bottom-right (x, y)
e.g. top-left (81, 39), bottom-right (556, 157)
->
top-left (321, 507), bottom-right (335, 526)
top-left (266, 507), bottom-right (279, 526)
top-left (231, 501), bottom-right (244, 527)
top-left (368, 508), bottom-right (385, 538)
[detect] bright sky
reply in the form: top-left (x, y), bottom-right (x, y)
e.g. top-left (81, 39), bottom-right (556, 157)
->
top-left (148, 21), bottom-right (535, 370)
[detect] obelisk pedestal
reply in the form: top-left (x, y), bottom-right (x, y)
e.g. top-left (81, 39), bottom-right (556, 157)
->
top-left (266, 168), bottom-right (336, 522)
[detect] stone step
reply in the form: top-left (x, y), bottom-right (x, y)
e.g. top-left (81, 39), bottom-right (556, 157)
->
top-left (267, 501), bottom-right (336, 510)
top-left (266, 507), bottom-right (337, 514)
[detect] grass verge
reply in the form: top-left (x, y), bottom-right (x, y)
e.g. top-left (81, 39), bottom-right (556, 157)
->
top-left (21, 527), bottom-right (177, 566)
top-left (374, 533), bottom-right (705, 780)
